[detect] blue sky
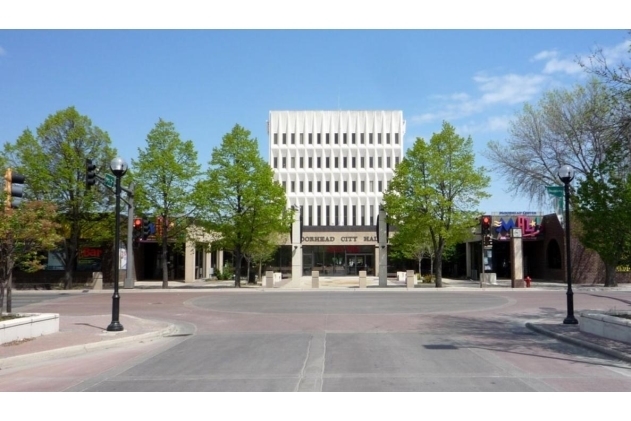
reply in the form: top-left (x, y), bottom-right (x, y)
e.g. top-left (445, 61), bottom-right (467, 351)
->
top-left (2, 5), bottom-right (630, 214)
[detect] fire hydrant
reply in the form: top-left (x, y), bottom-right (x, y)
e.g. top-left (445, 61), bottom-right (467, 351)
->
top-left (524, 276), bottom-right (531, 288)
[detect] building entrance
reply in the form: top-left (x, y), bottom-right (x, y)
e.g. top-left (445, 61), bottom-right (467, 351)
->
top-left (347, 254), bottom-right (373, 275)
top-left (302, 245), bottom-right (375, 276)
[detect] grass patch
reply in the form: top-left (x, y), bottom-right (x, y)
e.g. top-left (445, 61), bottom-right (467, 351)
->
top-left (2, 337), bottom-right (35, 347)
top-left (0, 314), bottom-right (24, 322)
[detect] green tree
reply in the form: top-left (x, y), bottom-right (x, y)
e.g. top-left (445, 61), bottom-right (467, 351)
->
top-left (389, 230), bottom-right (434, 276)
top-left (131, 119), bottom-right (201, 289)
top-left (3, 107), bottom-right (117, 289)
top-left (245, 232), bottom-right (283, 285)
top-left (574, 36), bottom-right (631, 286)
top-left (196, 124), bottom-right (291, 288)
top-left (0, 201), bottom-right (63, 312)
top-left (383, 121), bottom-right (490, 287)
top-left (574, 140), bottom-right (631, 287)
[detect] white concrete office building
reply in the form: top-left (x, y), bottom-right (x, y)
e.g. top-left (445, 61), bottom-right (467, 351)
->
top-left (268, 110), bottom-right (405, 276)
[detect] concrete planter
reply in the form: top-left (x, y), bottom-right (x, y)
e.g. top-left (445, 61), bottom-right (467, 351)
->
top-left (580, 311), bottom-right (631, 345)
top-left (0, 313), bottom-right (60, 345)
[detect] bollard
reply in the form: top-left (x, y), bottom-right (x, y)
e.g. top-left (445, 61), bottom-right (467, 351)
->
top-left (359, 270), bottom-right (367, 288)
top-left (312, 270), bottom-right (319, 289)
top-left (91, 272), bottom-right (103, 290)
top-left (406, 270), bottom-right (415, 289)
top-left (265, 271), bottom-right (274, 288)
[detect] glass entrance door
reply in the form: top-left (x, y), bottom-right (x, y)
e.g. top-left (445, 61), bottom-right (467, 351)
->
top-left (347, 254), bottom-right (372, 276)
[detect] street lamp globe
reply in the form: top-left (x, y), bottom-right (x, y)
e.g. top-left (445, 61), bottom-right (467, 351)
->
top-left (110, 157), bottom-right (128, 177)
top-left (558, 164), bottom-right (574, 184)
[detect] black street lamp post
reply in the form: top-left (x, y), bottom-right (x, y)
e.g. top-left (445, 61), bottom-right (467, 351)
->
top-left (107, 157), bottom-right (128, 332)
top-left (558, 164), bottom-right (578, 325)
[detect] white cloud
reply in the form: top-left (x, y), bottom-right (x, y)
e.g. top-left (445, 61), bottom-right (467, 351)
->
top-left (408, 69), bottom-right (549, 142)
top-left (487, 115), bottom-right (512, 131)
top-left (535, 41), bottom-right (631, 76)
top-left (475, 73), bottom-right (548, 105)
top-left (457, 115), bottom-right (512, 136)
top-left (412, 72), bottom-right (548, 126)
top-left (410, 39), bottom-right (629, 134)
top-left (427, 92), bottom-right (470, 102)
top-left (411, 113), bottom-right (440, 124)
top-left (599, 40), bottom-right (631, 64)
top-left (541, 57), bottom-right (582, 75)
top-left (532, 50), bottom-right (558, 61)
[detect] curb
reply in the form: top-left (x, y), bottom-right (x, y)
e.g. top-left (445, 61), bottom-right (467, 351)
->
top-left (525, 322), bottom-right (631, 364)
top-left (0, 317), bottom-right (177, 370)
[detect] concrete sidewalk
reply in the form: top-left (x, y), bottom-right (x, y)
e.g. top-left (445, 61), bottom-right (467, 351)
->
top-left (0, 313), bottom-right (176, 369)
top-left (3, 277), bottom-right (631, 370)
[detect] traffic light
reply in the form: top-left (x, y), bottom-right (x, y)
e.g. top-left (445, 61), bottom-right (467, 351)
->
top-left (142, 217), bottom-right (150, 239)
top-left (85, 159), bottom-right (97, 189)
top-left (480, 215), bottom-right (492, 234)
top-left (4, 168), bottom-right (25, 209)
top-left (133, 218), bottom-right (143, 240)
top-left (484, 235), bottom-right (493, 247)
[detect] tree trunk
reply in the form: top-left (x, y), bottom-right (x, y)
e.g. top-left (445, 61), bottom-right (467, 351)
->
top-left (246, 259), bottom-right (252, 284)
top-left (63, 243), bottom-right (74, 290)
top-left (604, 262), bottom-right (618, 287)
top-left (65, 222), bottom-right (80, 290)
top-left (6, 268), bottom-right (12, 313)
top-left (234, 248), bottom-right (242, 288)
top-left (434, 254), bottom-right (443, 287)
top-left (0, 279), bottom-right (5, 313)
top-left (258, 260), bottom-right (262, 285)
top-left (161, 234), bottom-right (169, 289)
top-left (434, 242), bottom-right (444, 288)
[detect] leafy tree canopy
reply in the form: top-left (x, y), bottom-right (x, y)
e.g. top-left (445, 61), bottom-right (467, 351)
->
top-left (131, 118), bottom-right (202, 288)
top-left (2, 106), bottom-right (117, 288)
top-left (195, 124), bottom-right (291, 287)
top-left (384, 121), bottom-right (489, 287)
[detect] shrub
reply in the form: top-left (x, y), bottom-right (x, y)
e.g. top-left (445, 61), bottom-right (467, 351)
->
top-left (216, 264), bottom-right (234, 280)
top-left (422, 274), bottom-right (434, 283)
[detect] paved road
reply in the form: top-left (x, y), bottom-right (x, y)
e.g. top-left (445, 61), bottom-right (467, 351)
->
top-left (3, 289), bottom-right (631, 391)
top-left (9, 292), bottom-right (79, 310)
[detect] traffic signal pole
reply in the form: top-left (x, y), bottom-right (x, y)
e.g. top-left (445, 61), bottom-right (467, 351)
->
top-left (124, 183), bottom-right (135, 289)
top-left (480, 215), bottom-right (492, 288)
top-left (85, 160), bottom-right (136, 288)
top-left (4, 168), bottom-right (26, 313)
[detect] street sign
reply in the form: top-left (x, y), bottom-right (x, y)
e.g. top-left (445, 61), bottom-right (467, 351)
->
top-left (104, 173), bottom-right (115, 188)
top-left (545, 185), bottom-right (564, 198)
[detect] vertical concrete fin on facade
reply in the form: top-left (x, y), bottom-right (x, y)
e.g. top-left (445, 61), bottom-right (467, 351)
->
top-left (269, 110), bottom-right (404, 278)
